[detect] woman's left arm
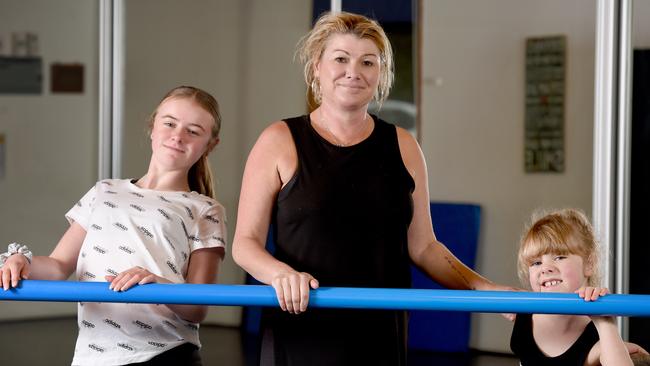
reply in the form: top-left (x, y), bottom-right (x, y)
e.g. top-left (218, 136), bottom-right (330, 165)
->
top-left (397, 128), bottom-right (508, 292)
top-left (106, 247), bottom-right (224, 323)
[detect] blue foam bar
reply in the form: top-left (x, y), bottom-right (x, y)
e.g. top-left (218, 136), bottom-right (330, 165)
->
top-left (1, 280), bottom-right (650, 316)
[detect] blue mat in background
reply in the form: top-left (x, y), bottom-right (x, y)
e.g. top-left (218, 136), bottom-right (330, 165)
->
top-left (408, 202), bottom-right (481, 352)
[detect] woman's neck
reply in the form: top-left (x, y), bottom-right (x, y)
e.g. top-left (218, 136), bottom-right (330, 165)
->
top-left (312, 105), bottom-right (373, 147)
top-left (317, 103), bottom-right (369, 127)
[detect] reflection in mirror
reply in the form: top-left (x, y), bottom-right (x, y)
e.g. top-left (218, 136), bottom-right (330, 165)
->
top-left (421, 0), bottom-right (596, 354)
top-left (119, 0), bottom-right (311, 328)
top-left (0, 0), bottom-right (98, 321)
top-left (0, 0), bottom-right (625, 363)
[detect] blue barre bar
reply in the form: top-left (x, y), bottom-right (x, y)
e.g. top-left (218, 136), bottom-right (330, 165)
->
top-left (1, 280), bottom-right (650, 316)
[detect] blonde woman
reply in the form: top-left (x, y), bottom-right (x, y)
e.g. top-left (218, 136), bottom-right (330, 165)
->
top-left (232, 12), bottom-right (512, 366)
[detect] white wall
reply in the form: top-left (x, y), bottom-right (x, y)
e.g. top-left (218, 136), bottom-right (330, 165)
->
top-left (119, 0), bottom-right (310, 326)
top-left (633, 1), bottom-right (650, 48)
top-left (0, 0), bottom-right (98, 320)
top-left (421, 0), bottom-right (596, 352)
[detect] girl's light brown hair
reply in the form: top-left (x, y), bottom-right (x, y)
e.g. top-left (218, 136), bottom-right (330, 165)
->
top-left (296, 11), bottom-right (394, 111)
top-left (148, 85), bottom-right (221, 199)
top-left (517, 208), bottom-right (600, 288)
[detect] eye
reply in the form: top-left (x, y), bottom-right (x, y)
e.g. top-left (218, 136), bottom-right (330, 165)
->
top-left (554, 255), bottom-right (567, 261)
top-left (335, 56), bottom-right (347, 63)
top-left (163, 121), bottom-right (175, 128)
top-left (530, 260), bottom-right (542, 267)
top-left (188, 129), bottom-right (200, 136)
top-left (362, 60), bottom-right (375, 67)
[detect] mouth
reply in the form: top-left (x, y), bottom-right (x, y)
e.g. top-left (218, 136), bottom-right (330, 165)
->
top-left (541, 279), bottom-right (563, 288)
top-left (164, 144), bottom-right (185, 153)
top-left (338, 84), bottom-right (365, 90)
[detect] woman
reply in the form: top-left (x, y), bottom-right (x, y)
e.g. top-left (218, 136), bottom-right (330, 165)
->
top-left (232, 12), bottom-right (511, 366)
top-left (0, 86), bottom-right (227, 365)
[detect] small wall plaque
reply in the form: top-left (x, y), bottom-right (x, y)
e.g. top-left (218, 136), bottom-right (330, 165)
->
top-left (51, 63), bottom-right (84, 93)
top-left (524, 35), bottom-right (566, 173)
top-left (0, 57), bottom-right (42, 94)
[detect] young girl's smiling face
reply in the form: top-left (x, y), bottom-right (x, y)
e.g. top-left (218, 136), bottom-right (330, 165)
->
top-left (150, 97), bottom-right (215, 172)
top-left (528, 252), bottom-right (592, 293)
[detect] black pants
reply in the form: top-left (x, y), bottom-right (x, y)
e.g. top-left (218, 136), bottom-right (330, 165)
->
top-left (128, 343), bottom-right (202, 366)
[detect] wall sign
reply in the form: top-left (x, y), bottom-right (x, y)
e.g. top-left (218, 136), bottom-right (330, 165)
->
top-left (524, 35), bottom-right (566, 173)
top-left (0, 57), bottom-right (42, 94)
top-left (51, 63), bottom-right (84, 93)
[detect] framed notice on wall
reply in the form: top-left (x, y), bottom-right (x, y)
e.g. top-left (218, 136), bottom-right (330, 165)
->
top-left (524, 35), bottom-right (566, 173)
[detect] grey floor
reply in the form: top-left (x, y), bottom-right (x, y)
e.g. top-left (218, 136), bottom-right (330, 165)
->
top-left (0, 317), bottom-right (519, 365)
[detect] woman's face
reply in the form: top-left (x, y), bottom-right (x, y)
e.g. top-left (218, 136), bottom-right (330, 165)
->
top-left (314, 33), bottom-right (381, 110)
top-left (150, 97), bottom-right (215, 172)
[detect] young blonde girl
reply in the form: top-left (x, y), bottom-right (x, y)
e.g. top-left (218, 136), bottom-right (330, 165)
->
top-left (510, 208), bottom-right (645, 366)
top-left (0, 86), bottom-right (227, 365)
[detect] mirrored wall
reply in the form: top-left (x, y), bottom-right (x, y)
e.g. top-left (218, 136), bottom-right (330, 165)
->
top-left (421, 0), bottom-right (597, 352)
top-left (0, 0), bottom-right (98, 320)
top-left (116, 0), bottom-right (311, 325)
top-left (0, 0), bottom-right (645, 357)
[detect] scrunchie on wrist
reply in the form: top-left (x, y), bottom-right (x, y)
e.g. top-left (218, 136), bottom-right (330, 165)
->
top-left (0, 243), bottom-right (33, 268)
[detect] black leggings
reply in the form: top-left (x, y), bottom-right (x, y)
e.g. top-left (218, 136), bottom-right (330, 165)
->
top-left (128, 343), bottom-right (202, 366)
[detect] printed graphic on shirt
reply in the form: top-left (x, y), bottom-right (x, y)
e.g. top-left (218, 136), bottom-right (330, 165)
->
top-left (117, 343), bottom-right (136, 352)
top-left (66, 179), bottom-right (227, 365)
top-left (88, 344), bottom-right (105, 353)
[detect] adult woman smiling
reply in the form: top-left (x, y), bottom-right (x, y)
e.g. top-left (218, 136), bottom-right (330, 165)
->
top-left (233, 12), bottom-right (510, 366)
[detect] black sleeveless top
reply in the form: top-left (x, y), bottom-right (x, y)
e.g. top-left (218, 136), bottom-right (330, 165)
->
top-left (510, 313), bottom-right (599, 366)
top-left (260, 115), bottom-right (415, 366)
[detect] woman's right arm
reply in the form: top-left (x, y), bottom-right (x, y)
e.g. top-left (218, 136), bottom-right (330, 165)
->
top-left (1, 221), bottom-right (86, 290)
top-left (232, 121), bottom-right (318, 314)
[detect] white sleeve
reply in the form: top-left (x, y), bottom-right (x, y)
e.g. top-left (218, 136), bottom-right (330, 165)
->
top-left (189, 202), bottom-right (227, 253)
top-left (65, 184), bottom-right (97, 230)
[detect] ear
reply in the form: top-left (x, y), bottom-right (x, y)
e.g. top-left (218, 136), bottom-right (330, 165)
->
top-left (583, 257), bottom-right (595, 277)
top-left (206, 137), bottom-right (219, 154)
top-left (313, 58), bottom-right (321, 79)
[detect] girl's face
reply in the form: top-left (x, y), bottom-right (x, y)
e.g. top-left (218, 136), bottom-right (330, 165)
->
top-left (314, 33), bottom-right (381, 110)
top-left (528, 253), bottom-right (592, 293)
top-left (150, 97), bottom-right (215, 172)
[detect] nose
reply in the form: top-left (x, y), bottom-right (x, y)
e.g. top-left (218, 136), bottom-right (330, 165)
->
top-left (170, 128), bottom-right (183, 142)
top-left (345, 62), bottom-right (361, 79)
top-left (540, 262), bottom-right (555, 274)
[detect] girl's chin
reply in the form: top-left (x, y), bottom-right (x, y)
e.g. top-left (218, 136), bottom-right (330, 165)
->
top-left (538, 286), bottom-right (568, 293)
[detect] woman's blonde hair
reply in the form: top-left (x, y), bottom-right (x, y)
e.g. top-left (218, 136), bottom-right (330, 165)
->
top-left (517, 208), bottom-right (600, 288)
top-left (296, 11), bottom-right (394, 111)
top-left (148, 85), bottom-right (221, 199)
